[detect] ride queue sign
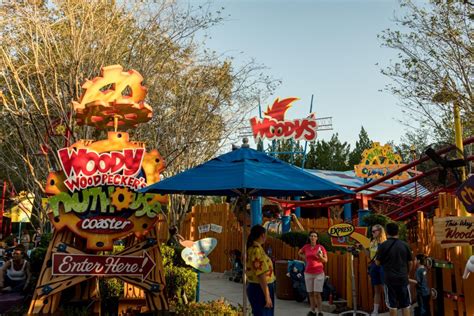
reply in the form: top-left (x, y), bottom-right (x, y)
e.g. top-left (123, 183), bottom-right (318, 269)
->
top-left (52, 252), bottom-right (155, 280)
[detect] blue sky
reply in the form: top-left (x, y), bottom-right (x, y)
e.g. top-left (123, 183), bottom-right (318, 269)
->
top-left (195, 0), bottom-right (410, 148)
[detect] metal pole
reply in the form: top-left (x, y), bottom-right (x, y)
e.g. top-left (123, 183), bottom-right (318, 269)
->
top-left (196, 270), bottom-right (200, 302)
top-left (454, 102), bottom-right (466, 182)
top-left (242, 214), bottom-right (247, 315)
top-left (454, 101), bottom-right (472, 258)
top-left (301, 94), bottom-right (314, 168)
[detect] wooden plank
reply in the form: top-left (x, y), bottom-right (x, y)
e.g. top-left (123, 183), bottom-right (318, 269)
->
top-left (28, 230), bottom-right (74, 314)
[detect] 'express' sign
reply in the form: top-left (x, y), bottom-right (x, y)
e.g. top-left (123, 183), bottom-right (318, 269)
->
top-left (327, 223), bottom-right (355, 238)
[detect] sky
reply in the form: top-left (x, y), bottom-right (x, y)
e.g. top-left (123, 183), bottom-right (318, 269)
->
top-left (194, 0), bottom-right (410, 148)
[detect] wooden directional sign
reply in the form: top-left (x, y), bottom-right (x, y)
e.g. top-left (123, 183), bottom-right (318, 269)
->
top-left (52, 252), bottom-right (155, 280)
top-left (434, 216), bottom-right (474, 248)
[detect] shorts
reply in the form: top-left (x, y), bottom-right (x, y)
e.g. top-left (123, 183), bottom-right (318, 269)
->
top-left (384, 283), bottom-right (411, 309)
top-left (304, 272), bottom-right (325, 293)
top-left (369, 263), bottom-right (384, 285)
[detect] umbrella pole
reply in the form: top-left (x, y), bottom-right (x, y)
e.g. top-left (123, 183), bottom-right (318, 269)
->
top-left (242, 218), bottom-right (247, 315)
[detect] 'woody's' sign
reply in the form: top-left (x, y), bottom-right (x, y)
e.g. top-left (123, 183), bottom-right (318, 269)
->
top-left (250, 97), bottom-right (318, 142)
top-left (434, 216), bottom-right (474, 248)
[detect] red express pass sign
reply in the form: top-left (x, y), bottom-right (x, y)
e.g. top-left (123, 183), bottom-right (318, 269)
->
top-left (52, 252), bottom-right (155, 279)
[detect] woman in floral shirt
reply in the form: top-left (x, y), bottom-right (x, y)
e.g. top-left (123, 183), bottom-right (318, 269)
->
top-left (246, 225), bottom-right (275, 316)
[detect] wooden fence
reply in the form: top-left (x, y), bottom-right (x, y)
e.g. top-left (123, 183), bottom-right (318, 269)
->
top-left (157, 199), bottom-right (474, 315)
top-left (171, 203), bottom-right (378, 312)
top-left (407, 193), bottom-right (474, 316)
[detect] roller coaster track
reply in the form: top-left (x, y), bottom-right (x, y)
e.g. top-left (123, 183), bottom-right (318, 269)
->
top-left (269, 136), bottom-right (474, 221)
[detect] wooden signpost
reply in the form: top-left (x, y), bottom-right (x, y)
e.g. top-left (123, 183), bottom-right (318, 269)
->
top-left (29, 65), bottom-right (169, 315)
top-left (434, 216), bottom-right (474, 248)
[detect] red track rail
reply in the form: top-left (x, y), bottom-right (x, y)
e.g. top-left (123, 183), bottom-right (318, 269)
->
top-left (270, 137), bottom-right (474, 216)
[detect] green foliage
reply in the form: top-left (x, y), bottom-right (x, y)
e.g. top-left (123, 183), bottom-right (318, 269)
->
top-left (99, 277), bottom-right (123, 312)
top-left (161, 244), bottom-right (198, 303)
top-left (305, 134), bottom-right (351, 170)
top-left (62, 306), bottom-right (90, 316)
top-left (348, 127), bottom-right (372, 167)
top-left (361, 213), bottom-right (390, 228)
top-left (279, 231), bottom-right (308, 249)
top-left (4, 234), bottom-right (16, 247)
top-left (362, 213), bottom-right (407, 241)
top-left (379, 0), bottom-right (473, 141)
top-left (39, 233), bottom-right (52, 248)
top-left (174, 299), bottom-right (241, 315)
top-left (278, 231), bottom-right (342, 252)
top-left (29, 247), bottom-right (47, 274)
top-left (268, 139), bottom-right (304, 167)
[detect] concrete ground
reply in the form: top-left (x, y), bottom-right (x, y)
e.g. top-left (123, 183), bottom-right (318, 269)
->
top-left (199, 272), bottom-right (414, 316)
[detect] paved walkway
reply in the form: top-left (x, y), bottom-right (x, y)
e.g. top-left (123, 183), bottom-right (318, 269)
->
top-left (199, 272), bottom-right (414, 316)
top-left (199, 272), bottom-right (311, 315)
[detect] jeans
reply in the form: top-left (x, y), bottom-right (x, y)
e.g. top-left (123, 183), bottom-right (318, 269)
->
top-left (246, 282), bottom-right (275, 316)
top-left (415, 294), bottom-right (430, 316)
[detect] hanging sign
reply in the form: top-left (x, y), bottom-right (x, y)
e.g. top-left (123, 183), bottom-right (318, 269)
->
top-left (434, 216), bottom-right (474, 248)
top-left (354, 142), bottom-right (409, 180)
top-left (328, 224), bottom-right (369, 248)
top-left (198, 224), bottom-right (211, 234)
top-left (180, 238), bottom-right (217, 273)
top-left (210, 224), bottom-right (222, 233)
top-left (456, 176), bottom-right (474, 214)
top-left (52, 252), bottom-right (155, 280)
top-left (249, 97), bottom-right (318, 142)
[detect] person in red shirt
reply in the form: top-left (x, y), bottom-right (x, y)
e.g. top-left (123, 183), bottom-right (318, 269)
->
top-left (299, 231), bottom-right (328, 316)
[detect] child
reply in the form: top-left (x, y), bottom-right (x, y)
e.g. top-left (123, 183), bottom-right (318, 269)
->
top-left (229, 249), bottom-right (243, 282)
top-left (409, 254), bottom-right (430, 316)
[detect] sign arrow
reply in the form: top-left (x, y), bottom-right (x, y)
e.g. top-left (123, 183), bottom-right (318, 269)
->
top-left (52, 251), bottom-right (156, 280)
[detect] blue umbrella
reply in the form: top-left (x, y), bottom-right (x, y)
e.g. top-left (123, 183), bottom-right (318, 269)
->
top-left (141, 144), bottom-right (353, 197)
top-left (141, 140), bottom-right (353, 314)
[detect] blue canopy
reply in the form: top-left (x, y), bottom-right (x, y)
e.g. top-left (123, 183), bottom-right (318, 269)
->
top-left (141, 146), bottom-right (353, 197)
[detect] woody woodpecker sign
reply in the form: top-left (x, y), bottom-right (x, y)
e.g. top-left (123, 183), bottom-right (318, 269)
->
top-left (249, 97), bottom-right (318, 142)
top-left (30, 66), bottom-right (170, 315)
top-left (45, 66), bottom-right (167, 268)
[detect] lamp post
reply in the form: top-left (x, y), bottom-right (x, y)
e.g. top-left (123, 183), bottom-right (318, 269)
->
top-left (433, 84), bottom-right (471, 258)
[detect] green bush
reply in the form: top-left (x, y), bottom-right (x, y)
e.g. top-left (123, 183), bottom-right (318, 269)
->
top-left (362, 213), bottom-right (407, 241)
top-left (29, 246), bottom-right (47, 274)
top-left (278, 231), bottom-right (343, 252)
top-left (39, 232), bottom-right (53, 248)
top-left (279, 231), bottom-right (308, 248)
top-left (174, 299), bottom-right (240, 315)
top-left (161, 244), bottom-right (198, 304)
top-left (99, 277), bottom-right (123, 313)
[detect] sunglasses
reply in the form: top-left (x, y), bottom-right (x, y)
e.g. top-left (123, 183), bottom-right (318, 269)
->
top-left (372, 229), bottom-right (380, 233)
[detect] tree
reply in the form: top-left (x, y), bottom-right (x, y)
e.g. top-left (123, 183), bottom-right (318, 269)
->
top-left (265, 139), bottom-right (304, 167)
top-left (0, 1), bottom-right (276, 228)
top-left (305, 134), bottom-right (351, 171)
top-left (379, 0), bottom-right (473, 143)
top-left (348, 126), bottom-right (372, 168)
